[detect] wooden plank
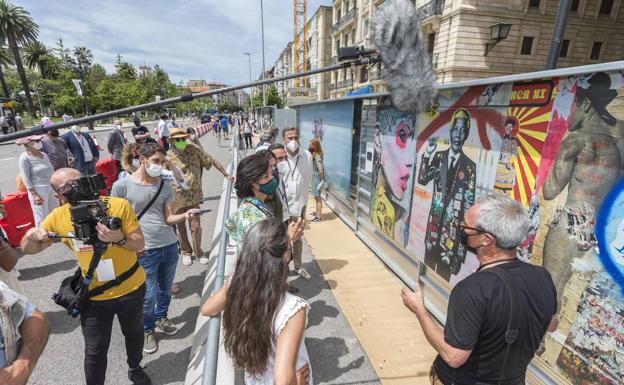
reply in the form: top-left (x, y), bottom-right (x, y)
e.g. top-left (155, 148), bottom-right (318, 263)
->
top-left (304, 202), bottom-right (438, 385)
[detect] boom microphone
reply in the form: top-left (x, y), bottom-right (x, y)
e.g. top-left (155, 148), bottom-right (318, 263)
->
top-left (373, 0), bottom-right (437, 112)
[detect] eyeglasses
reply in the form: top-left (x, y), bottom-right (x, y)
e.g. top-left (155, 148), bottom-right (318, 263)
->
top-left (458, 223), bottom-right (494, 237)
top-left (54, 180), bottom-right (79, 195)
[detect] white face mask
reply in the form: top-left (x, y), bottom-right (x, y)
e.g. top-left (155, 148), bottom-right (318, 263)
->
top-left (277, 161), bottom-right (288, 175)
top-left (132, 158), bottom-right (141, 168)
top-left (116, 125), bottom-right (123, 130)
top-left (32, 141), bottom-right (43, 151)
top-left (70, 126), bottom-right (81, 134)
top-left (286, 140), bottom-right (299, 153)
top-left (145, 161), bottom-right (163, 177)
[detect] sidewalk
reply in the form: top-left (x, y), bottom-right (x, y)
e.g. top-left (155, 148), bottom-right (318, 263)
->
top-left (303, 199), bottom-right (438, 385)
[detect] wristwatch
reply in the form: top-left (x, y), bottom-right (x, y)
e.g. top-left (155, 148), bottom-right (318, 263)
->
top-left (113, 236), bottom-right (127, 246)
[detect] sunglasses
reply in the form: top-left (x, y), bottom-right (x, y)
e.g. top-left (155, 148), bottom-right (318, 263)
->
top-left (174, 138), bottom-right (186, 142)
top-left (458, 223), bottom-right (494, 237)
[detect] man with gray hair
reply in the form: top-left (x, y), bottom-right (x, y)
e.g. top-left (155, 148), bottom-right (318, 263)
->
top-left (107, 119), bottom-right (127, 174)
top-left (402, 193), bottom-right (558, 385)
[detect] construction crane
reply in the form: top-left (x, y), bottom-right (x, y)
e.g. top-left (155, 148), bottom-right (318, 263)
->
top-left (293, 0), bottom-right (308, 95)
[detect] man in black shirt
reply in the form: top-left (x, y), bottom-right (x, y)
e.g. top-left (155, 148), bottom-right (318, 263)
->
top-left (402, 193), bottom-right (558, 385)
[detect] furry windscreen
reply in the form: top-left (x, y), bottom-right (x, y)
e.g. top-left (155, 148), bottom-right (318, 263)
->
top-left (373, 0), bottom-right (437, 112)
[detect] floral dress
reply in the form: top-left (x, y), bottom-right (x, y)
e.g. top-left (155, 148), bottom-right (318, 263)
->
top-left (225, 197), bottom-right (274, 244)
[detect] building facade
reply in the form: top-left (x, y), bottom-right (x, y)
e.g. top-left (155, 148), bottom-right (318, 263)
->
top-left (186, 80), bottom-right (249, 108)
top-left (327, 0), bottom-right (624, 98)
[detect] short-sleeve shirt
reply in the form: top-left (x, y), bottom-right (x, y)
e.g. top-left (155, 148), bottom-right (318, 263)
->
top-left (312, 154), bottom-right (322, 176)
top-left (110, 177), bottom-right (177, 250)
top-left (41, 137), bottom-right (68, 170)
top-left (434, 260), bottom-right (557, 385)
top-left (166, 143), bottom-right (214, 207)
top-left (225, 198), bottom-right (273, 243)
top-left (41, 197), bottom-right (146, 301)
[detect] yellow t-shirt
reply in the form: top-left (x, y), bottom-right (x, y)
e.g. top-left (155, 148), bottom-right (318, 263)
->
top-left (41, 197), bottom-right (146, 301)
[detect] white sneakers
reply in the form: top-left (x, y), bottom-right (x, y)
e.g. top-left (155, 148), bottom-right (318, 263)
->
top-left (181, 254), bottom-right (193, 266)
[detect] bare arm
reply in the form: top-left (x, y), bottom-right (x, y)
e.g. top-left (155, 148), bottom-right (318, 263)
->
top-left (0, 237), bottom-right (19, 271)
top-left (547, 314), bottom-right (559, 333)
top-left (201, 283), bottom-right (228, 317)
top-left (164, 202), bottom-right (199, 225)
top-left (164, 158), bottom-right (186, 184)
top-left (273, 309), bottom-right (307, 385)
top-left (543, 134), bottom-right (584, 200)
top-left (402, 287), bottom-right (472, 369)
top-left (20, 228), bottom-right (54, 255)
top-left (0, 309), bottom-right (50, 385)
top-left (95, 223), bottom-right (144, 252)
top-left (211, 159), bottom-right (231, 179)
top-left (316, 159), bottom-right (325, 179)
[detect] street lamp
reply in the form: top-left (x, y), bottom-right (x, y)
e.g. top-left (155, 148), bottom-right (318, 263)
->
top-left (484, 22), bottom-right (512, 56)
top-left (242, 53), bottom-right (253, 111)
top-left (260, 0), bottom-right (267, 107)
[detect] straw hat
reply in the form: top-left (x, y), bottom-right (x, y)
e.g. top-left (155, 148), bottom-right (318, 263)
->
top-left (16, 135), bottom-right (44, 145)
top-left (167, 126), bottom-right (190, 143)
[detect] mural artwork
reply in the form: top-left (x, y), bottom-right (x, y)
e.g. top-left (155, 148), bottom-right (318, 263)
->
top-left (370, 107), bottom-right (417, 246)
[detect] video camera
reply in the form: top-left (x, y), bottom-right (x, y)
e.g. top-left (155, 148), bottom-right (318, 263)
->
top-left (68, 175), bottom-right (122, 245)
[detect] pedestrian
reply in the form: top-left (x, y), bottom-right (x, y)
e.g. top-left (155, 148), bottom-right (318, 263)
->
top-left (131, 121), bottom-right (157, 145)
top-left (166, 127), bottom-right (234, 265)
top-left (308, 138), bottom-right (325, 223)
top-left (202, 218), bottom-right (312, 385)
top-left (21, 168), bottom-right (152, 385)
top-left (157, 114), bottom-right (170, 151)
top-left (220, 115), bottom-right (229, 140)
top-left (0, 280), bottom-right (50, 383)
top-left (186, 127), bottom-right (202, 148)
top-left (107, 119), bottom-right (128, 174)
top-left (61, 112), bottom-right (71, 122)
top-left (269, 144), bottom-right (291, 221)
top-left (225, 152), bottom-right (302, 247)
top-left (255, 130), bottom-right (275, 152)
top-left (61, 125), bottom-right (99, 175)
top-left (5, 113), bottom-right (15, 133)
top-left (170, 116), bottom-right (178, 128)
top-left (17, 136), bottom-right (58, 226)
top-left (40, 116), bottom-right (54, 128)
top-left (0, 114), bottom-right (8, 135)
top-left (401, 193), bottom-right (558, 385)
top-left (14, 112), bottom-right (24, 131)
top-left (243, 118), bottom-right (253, 149)
top-left (41, 128), bottom-right (69, 170)
top-left (111, 142), bottom-right (200, 354)
top-left (280, 127), bottom-right (313, 281)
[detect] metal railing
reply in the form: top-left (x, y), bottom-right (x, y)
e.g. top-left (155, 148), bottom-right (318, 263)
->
top-left (338, 78), bottom-right (354, 88)
top-left (418, 0), bottom-right (444, 21)
top-left (332, 7), bottom-right (357, 33)
top-left (202, 129), bottom-right (239, 385)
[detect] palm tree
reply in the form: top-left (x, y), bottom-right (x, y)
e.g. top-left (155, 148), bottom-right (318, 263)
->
top-left (0, 0), bottom-right (39, 117)
top-left (0, 46), bottom-right (13, 97)
top-left (22, 40), bottom-right (48, 76)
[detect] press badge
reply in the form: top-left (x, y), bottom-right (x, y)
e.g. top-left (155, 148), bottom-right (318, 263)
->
top-left (69, 232), bottom-right (94, 252)
top-left (96, 259), bottom-right (116, 282)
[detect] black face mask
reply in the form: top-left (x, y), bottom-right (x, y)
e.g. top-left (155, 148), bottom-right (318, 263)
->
top-left (460, 230), bottom-right (481, 255)
top-left (272, 167), bottom-right (280, 183)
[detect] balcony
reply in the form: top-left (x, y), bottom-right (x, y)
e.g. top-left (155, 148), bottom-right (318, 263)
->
top-left (418, 0), bottom-right (444, 21)
top-left (332, 8), bottom-right (357, 33)
top-left (337, 79), bottom-right (354, 89)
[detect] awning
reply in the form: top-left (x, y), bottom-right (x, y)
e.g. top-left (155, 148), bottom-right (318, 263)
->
top-left (347, 85), bottom-right (373, 96)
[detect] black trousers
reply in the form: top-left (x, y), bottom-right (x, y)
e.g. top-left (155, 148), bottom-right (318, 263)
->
top-left (80, 284), bottom-right (146, 385)
top-left (244, 133), bottom-right (253, 149)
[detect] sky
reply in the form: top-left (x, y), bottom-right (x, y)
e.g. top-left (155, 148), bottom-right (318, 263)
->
top-left (21, 0), bottom-right (332, 86)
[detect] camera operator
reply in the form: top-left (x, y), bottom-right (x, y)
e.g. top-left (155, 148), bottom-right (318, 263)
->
top-left (20, 168), bottom-right (152, 385)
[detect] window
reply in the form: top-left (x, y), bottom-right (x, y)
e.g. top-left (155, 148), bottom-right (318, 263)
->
top-left (559, 39), bottom-right (570, 57)
top-left (570, 0), bottom-right (580, 11)
top-left (336, 8), bottom-right (341, 22)
top-left (428, 32), bottom-right (436, 55)
top-left (599, 0), bottom-right (614, 15)
top-left (529, 0), bottom-right (540, 7)
top-left (364, 19), bottom-right (369, 36)
top-left (361, 67), bottom-right (368, 83)
top-left (590, 42), bottom-right (603, 59)
top-left (345, 33), bottom-right (349, 47)
top-left (521, 36), bottom-right (534, 55)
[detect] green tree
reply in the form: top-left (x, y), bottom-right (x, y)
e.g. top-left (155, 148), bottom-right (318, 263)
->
top-left (251, 85), bottom-right (284, 108)
top-left (0, 46), bottom-right (13, 97)
top-left (22, 40), bottom-right (54, 78)
top-left (115, 61), bottom-right (137, 81)
top-left (0, 0), bottom-right (39, 117)
top-left (54, 38), bottom-right (74, 70)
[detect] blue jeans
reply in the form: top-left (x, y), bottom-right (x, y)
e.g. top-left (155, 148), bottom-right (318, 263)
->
top-left (139, 242), bottom-right (179, 332)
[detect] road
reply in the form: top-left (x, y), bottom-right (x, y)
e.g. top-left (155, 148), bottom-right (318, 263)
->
top-left (5, 122), bottom-right (233, 385)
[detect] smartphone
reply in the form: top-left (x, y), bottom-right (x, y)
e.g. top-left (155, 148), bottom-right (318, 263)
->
top-left (193, 209), bottom-right (212, 216)
top-left (300, 206), bottom-right (306, 220)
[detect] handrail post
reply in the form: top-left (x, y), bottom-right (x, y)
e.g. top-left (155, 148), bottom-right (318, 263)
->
top-left (202, 123), bottom-right (239, 385)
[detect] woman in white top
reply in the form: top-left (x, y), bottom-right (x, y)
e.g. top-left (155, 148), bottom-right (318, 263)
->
top-left (201, 218), bottom-right (312, 385)
top-left (17, 136), bottom-right (58, 226)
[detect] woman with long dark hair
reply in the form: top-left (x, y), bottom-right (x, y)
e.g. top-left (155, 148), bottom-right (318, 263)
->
top-left (225, 152), bottom-right (303, 245)
top-left (201, 218), bottom-right (311, 385)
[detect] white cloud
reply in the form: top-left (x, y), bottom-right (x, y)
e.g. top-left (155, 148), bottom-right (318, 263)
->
top-left (21, 0), bottom-right (332, 86)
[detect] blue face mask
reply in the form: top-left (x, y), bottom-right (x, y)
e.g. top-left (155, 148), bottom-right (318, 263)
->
top-left (259, 178), bottom-right (279, 195)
